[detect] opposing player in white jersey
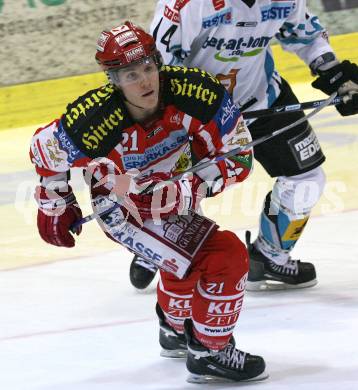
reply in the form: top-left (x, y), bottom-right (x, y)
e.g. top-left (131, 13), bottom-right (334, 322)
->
top-left (129, 0), bottom-right (358, 291)
top-left (30, 21), bottom-right (268, 383)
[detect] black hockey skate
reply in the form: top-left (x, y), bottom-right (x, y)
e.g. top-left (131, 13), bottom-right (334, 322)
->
top-left (129, 255), bottom-right (158, 289)
top-left (245, 231), bottom-right (317, 291)
top-left (184, 320), bottom-right (268, 384)
top-left (156, 303), bottom-right (187, 358)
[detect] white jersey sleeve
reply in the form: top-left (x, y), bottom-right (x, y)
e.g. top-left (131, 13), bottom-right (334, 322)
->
top-left (275, 1), bottom-right (335, 66)
top-left (150, 0), bottom-right (201, 65)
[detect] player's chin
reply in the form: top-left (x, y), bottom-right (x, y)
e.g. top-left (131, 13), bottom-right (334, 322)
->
top-left (142, 92), bottom-right (159, 107)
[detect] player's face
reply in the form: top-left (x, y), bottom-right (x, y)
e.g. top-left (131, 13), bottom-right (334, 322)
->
top-left (115, 58), bottom-right (160, 110)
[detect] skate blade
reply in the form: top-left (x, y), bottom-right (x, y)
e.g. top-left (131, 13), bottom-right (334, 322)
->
top-left (246, 278), bottom-right (318, 291)
top-left (160, 348), bottom-right (187, 358)
top-left (187, 370), bottom-right (269, 384)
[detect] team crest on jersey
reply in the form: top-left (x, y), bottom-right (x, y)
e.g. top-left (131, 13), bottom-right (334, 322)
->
top-left (31, 121), bottom-right (72, 170)
top-left (43, 138), bottom-right (67, 169)
top-left (174, 145), bottom-right (192, 173)
top-left (202, 8), bottom-right (232, 29)
top-left (170, 112), bottom-right (183, 126)
top-left (46, 140), bottom-right (64, 161)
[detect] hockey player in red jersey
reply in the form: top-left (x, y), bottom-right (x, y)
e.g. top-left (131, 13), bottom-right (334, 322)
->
top-left (130, 0), bottom-right (358, 291)
top-left (30, 22), bottom-right (268, 383)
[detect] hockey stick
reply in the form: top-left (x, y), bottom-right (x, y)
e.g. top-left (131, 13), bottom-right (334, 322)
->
top-left (71, 92), bottom-right (337, 230)
top-left (242, 96), bottom-right (342, 119)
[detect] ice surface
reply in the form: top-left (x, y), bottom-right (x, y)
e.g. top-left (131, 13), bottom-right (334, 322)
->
top-left (1, 212), bottom-right (357, 390)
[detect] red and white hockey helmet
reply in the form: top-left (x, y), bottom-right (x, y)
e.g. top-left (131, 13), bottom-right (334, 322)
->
top-left (95, 21), bottom-right (162, 74)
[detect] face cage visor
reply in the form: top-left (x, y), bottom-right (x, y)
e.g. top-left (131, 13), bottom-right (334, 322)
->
top-left (106, 56), bottom-right (160, 87)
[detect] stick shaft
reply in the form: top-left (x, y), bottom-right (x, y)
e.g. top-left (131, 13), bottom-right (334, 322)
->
top-left (242, 96), bottom-right (342, 119)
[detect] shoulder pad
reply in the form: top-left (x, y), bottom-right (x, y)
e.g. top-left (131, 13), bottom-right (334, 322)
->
top-left (161, 65), bottom-right (225, 123)
top-left (61, 85), bottom-right (133, 158)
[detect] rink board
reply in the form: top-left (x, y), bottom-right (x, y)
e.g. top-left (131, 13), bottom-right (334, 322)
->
top-left (0, 32), bottom-right (357, 131)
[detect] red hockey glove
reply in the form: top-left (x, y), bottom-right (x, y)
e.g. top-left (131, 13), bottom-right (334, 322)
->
top-left (35, 185), bottom-right (83, 247)
top-left (127, 172), bottom-right (207, 220)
